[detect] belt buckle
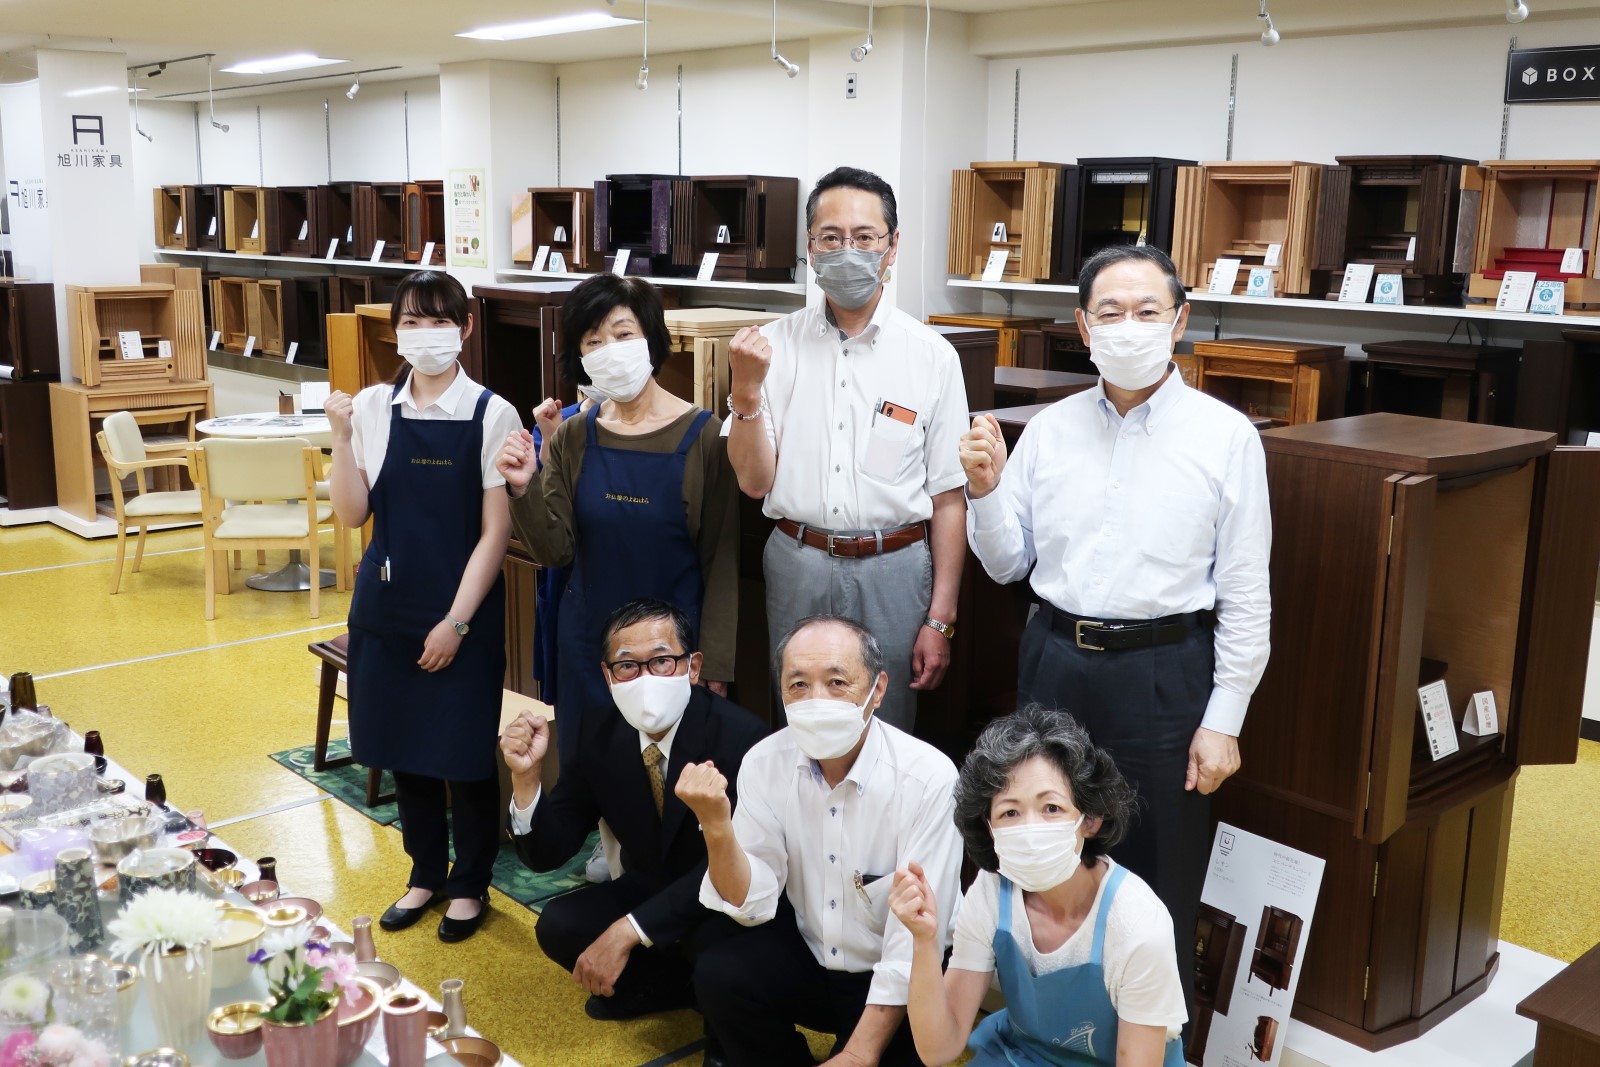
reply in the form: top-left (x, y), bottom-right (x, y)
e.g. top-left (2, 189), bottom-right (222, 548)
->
top-left (826, 533), bottom-right (842, 558)
top-left (1074, 619), bottom-right (1107, 652)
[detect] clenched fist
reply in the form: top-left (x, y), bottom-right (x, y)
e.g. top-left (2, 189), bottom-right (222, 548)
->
top-left (727, 326), bottom-right (773, 412)
top-left (889, 861), bottom-right (941, 944)
top-left (496, 428), bottom-right (538, 498)
top-left (674, 761), bottom-right (732, 829)
top-left (500, 712), bottom-right (550, 780)
top-left (959, 413), bottom-right (1007, 500)
top-left (324, 391), bottom-right (356, 444)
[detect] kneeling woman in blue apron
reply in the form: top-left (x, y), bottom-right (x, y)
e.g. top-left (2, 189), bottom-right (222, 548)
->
top-left (324, 271), bottom-right (523, 943)
top-left (495, 273), bottom-right (738, 761)
top-left (890, 705), bottom-right (1187, 1066)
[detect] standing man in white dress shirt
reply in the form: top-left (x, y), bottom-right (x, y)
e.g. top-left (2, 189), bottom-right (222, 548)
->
top-left (678, 614), bottom-right (963, 1067)
top-left (960, 244), bottom-right (1271, 1039)
top-left (723, 167), bottom-right (969, 732)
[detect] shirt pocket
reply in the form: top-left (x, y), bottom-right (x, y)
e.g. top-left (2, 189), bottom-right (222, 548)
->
top-left (1136, 489), bottom-right (1218, 566)
top-left (860, 414), bottom-right (920, 486)
top-left (854, 871), bottom-right (894, 926)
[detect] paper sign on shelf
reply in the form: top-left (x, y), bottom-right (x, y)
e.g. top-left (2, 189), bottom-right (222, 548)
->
top-left (715, 224), bottom-right (731, 244)
top-left (1262, 243), bottom-right (1282, 268)
top-left (300, 381), bottom-right (330, 414)
top-left (1495, 270), bottom-right (1537, 313)
top-left (1561, 246), bottom-right (1585, 275)
top-left (346, 225), bottom-right (354, 243)
top-left (421, 242), bottom-right (437, 267)
top-left (1462, 691), bottom-right (1500, 737)
top-left (548, 252), bottom-right (567, 274)
top-left (208, 217), bottom-right (217, 237)
top-left (697, 253), bottom-right (720, 281)
top-left (981, 250), bottom-right (1011, 283)
top-left (117, 331), bottom-right (145, 361)
top-left (156, 340), bottom-right (173, 360)
top-left (285, 342), bottom-right (299, 364)
top-left (1245, 268), bottom-right (1275, 299)
top-left (612, 248), bottom-right (631, 276)
top-left (209, 331), bottom-right (221, 351)
top-left (1207, 257), bottom-right (1242, 294)
top-left (1418, 679), bottom-right (1460, 761)
top-left (1588, 431), bottom-right (1600, 447)
top-left (552, 226), bottom-right (567, 243)
top-left (991, 222), bottom-right (1008, 243)
top-left (174, 217), bottom-right (183, 236)
top-left (368, 240), bottom-right (386, 263)
top-left (249, 220), bottom-right (259, 240)
top-left (531, 245), bottom-right (551, 271)
top-left (242, 336), bottom-right (256, 359)
top-left (1372, 274), bottom-right (1404, 306)
top-left (1338, 263), bottom-right (1376, 303)
top-left (325, 239), bottom-right (340, 261)
top-left (1530, 280), bottom-right (1566, 315)
top-left (297, 221), bottom-right (309, 242)
top-left (1406, 236), bottom-right (1417, 261)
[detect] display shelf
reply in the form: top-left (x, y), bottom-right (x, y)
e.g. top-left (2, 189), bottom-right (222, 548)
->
top-left (153, 249), bottom-right (421, 273)
top-left (496, 267), bottom-right (807, 295)
top-left (946, 277), bottom-right (1600, 328)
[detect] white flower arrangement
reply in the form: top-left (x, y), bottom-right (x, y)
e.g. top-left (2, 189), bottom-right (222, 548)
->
top-left (0, 976), bottom-right (49, 1025)
top-left (105, 888), bottom-right (222, 970)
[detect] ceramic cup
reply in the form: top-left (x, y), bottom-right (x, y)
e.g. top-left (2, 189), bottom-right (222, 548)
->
top-left (29, 753), bottom-right (99, 815)
top-left (116, 848), bottom-right (197, 904)
top-left (53, 848), bottom-right (106, 952)
top-left (18, 870), bottom-right (55, 911)
top-left (380, 992), bottom-right (428, 1067)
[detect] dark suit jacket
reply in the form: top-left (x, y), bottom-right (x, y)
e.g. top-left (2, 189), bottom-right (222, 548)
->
top-left (510, 686), bottom-right (766, 946)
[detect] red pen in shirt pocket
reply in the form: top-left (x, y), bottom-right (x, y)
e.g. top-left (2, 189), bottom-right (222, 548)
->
top-left (877, 400), bottom-right (918, 426)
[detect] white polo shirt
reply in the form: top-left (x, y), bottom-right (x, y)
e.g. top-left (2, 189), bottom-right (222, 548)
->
top-left (350, 368), bottom-right (522, 490)
top-left (737, 298), bottom-right (969, 531)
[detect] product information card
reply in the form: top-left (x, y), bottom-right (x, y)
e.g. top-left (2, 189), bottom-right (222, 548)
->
top-left (1372, 274), bottom-right (1404, 306)
top-left (300, 381), bottom-right (330, 415)
top-left (1262, 243), bottom-right (1282, 269)
top-left (612, 248), bottom-right (631, 276)
top-left (697, 253), bottom-right (720, 281)
top-left (1462, 691), bottom-right (1500, 737)
top-left (117, 331), bottom-right (144, 361)
top-left (1338, 263), bottom-right (1375, 303)
top-left (1530, 281), bottom-right (1565, 315)
top-left (1208, 257), bottom-right (1242, 295)
top-left (531, 246), bottom-right (550, 271)
top-left (1418, 679), bottom-right (1460, 760)
top-left (1496, 270), bottom-right (1537, 313)
top-left (1195, 825), bottom-right (1326, 1067)
top-left (1561, 246), bottom-right (1585, 275)
top-left (1245, 268), bottom-right (1275, 299)
top-left (981, 250), bottom-right (1011, 283)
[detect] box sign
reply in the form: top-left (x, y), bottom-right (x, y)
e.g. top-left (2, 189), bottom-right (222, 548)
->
top-left (1506, 45), bottom-right (1600, 103)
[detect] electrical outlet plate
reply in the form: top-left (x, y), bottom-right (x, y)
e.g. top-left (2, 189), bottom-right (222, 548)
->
top-left (846, 73), bottom-right (857, 99)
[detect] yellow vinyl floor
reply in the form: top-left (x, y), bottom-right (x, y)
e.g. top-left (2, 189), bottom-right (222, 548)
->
top-left (3, 519), bottom-right (1598, 1066)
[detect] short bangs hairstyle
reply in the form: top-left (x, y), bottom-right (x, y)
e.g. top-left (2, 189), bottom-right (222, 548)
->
top-left (389, 271), bottom-right (470, 329)
top-left (954, 704), bottom-right (1137, 871)
top-left (559, 273), bottom-right (674, 388)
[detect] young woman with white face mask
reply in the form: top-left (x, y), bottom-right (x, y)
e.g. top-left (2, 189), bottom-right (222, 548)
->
top-left (889, 705), bottom-right (1188, 1067)
top-left (324, 271), bottom-right (523, 944)
top-left (495, 274), bottom-right (740, 769)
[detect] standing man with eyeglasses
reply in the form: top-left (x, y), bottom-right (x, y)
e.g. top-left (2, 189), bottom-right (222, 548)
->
top-left (724, 166), bottom-right (969, 732)
top-left (960, 244), bottom-right (1271, 1043)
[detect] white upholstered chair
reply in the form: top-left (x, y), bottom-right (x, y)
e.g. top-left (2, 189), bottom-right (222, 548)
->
top-left (95, 410), bottom-right (202, 595)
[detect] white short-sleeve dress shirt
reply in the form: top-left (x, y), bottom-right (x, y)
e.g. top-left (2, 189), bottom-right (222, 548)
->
top-left (351, 367), bottom-right (522, 490)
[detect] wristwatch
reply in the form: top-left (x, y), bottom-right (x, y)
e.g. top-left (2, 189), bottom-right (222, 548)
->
top-left (446, 615), bottom-right (470, 638)
top-left (923, 616), bottom-right (956, 640)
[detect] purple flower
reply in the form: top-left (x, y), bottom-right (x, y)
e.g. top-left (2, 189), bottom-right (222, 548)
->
top-left (247, 949), bottom-right (269, 965)
top-left (304, 941), bottom-right (328, 953)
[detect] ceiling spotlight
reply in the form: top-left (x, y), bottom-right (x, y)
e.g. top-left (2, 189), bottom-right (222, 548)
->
top-left (138, 126), bottom-right (154, 142)
top-left (206, 55), bottom-right (229, 133)
top-left (131, 72), bottom-right (153, 142)
top-left (636, 64), bottom-right (648, 90)
top-left (636, 0), bottom-right (649, 89)
top-left (1506, 0), bottom-right (1529, 22)
top-left (1258, 0), bottom-right (1280, 45)
top-left (146, 62), bottom-right (165, 78)
top-left (347, 75), bottom-right (360, 99)
top-left (770, 0), bottom-right (800, 78)
top-left (851, 0), bottom-right (873, 61)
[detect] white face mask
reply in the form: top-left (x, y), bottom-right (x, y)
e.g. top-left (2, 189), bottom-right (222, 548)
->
top-left (1086, 314), bottom-right (1180, 391)
top-left (785, 690), bottom-right (874, 761)
top-left (396, 326), bottom-right (462, 376)
top-left (610, 671), bottom-right (692, 736)
top-left (582, 337), bottom-right (653, 402)
top-left (992, 817), bottom-right (1085, 892)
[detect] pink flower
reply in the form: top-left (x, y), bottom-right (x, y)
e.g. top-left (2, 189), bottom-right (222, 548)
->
top-left (0, 1029), bottom-right (37, 1067)
top-left (319, 953), bottom-right (361, 1002)
top-left (304, 947), bottom-right (327, 969)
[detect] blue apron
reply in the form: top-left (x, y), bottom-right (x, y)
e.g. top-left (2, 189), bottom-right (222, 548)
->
top-left (552, 405), bottom-right (712, 759)
top-left (530, 401), bottom-right (583, 699)
top-left (346, 378), bottom-right (506, 782)
top-left (969, 866), bottom-right (1184, 1067)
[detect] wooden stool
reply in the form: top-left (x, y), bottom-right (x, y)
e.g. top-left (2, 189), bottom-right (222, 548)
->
top-left (308, 633), bottom-right (391, 806)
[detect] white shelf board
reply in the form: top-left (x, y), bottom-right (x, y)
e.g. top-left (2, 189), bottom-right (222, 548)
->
top-left (153, 249), bottom-right (422, 273)
top-left (947, 277), bottom-right (1600, 329)
top-left (497, 268), bottom-right (807, 295)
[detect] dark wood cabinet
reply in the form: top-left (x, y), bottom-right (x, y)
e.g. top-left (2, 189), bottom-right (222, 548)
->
top-left (1359, 341), bottom-right (1518, 425)
top-left (0, 281), bottom-right (60, 380)
top-left (265, 186), bottom-right (322, 258)
top-left (403, 180), bottom-right (444, 264)
top-left (330, 274), bottom-right (401, 315)
top-left (1067, 156), bottom-right (1195, 282)
top-left (1517, 940), bottom-right (1600, 1067)
top-left (928, 325), bottom-right (999, 414)
top-left (1216, 414), bottom-right (1600, 1050)
top-left (926, 314), bottom-right (1052, 369)
top-left (1247, 906), bottom-right (1303, 994)
top-left (1313, 155), bottom-right (1476, 306)
top-left (1192, 902), bottom-right (1249, 1064)
top-left (673, 175), bottom-right (800, 282)
top-left (0, 380), bottom-right (56, 510)
top-left (192, 185), bottom-right (230, 253)
top-left (320, 183), bottom-right (363, 260)
top-left (356, 183), bottom-right (406, 263)
top-left (1016, 322), bottom-right (1094, 376)
top-left (290, 277), bottom-right (331, 368)
top-left (1518, 328), bottom-right (1600, 443)
top-left (595, 174), bottom-right (690, 276)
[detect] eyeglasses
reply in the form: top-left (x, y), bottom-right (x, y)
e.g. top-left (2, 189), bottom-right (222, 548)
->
top-left (604, 653), bottom-right (689, 682)
top-left (807, 231), bottom-right (890, 253)
top-left (1087, 304), bottom-right (1179, 327)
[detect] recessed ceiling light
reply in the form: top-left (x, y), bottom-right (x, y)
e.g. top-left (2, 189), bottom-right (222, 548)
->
top-left (65, 85), bottom-right (120, 97)
top-left (128, 86), bottom-right (147, 93)
top-left (220, 54), bottom-right (346, 75)
top-left (457, 13), bottom-right (640, 40)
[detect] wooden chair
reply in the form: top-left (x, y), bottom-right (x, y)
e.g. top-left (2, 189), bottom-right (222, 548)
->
top-left (308, 633), bottom-right (390, 806)
top-left (192, 437), bottom-right (342, 619)
top-left (95, 410), bottom-right (202, 595)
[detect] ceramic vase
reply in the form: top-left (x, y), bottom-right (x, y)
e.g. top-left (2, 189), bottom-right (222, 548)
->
top-left (260, 1006), bottom-right (338, 1067)
top-left (380, 992), bottom-right (427, 1067)
top-left (143, 943), bottom-right (213, 1052)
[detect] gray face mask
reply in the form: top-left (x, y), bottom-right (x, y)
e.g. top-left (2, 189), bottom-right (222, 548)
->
top-left (812, 247), bottom-right (887, 310)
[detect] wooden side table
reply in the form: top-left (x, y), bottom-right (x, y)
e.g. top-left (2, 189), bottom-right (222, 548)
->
top-left (662, 308), bottom-right (782, 417)
top-left (49, 379), bottom-right (214, 523)
top-left (1517, 940), bottom-right (1600, 1066)
top-left (1190, 338), bottom-right (1347, 426)
top-left (927, 313), bottom-right (1052, 368)
top-left (993, 367), bottom-right (1097, 406)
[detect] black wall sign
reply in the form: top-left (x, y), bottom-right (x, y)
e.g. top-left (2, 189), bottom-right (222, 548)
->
top-left (1506, 44), bottom-right (1600, 103)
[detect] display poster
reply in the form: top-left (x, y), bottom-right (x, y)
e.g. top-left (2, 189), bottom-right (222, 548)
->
top-left (1372, 274), bottom-right (1404, 306)
top-left (1245, 268), bottom-right (1274, 299)
top-left (1193, 825), bottom-right (1325, 1067)
top-left (449, 167), bottom-right (488, 268)
top-left (1530, 281), bottom-right (1566, 315)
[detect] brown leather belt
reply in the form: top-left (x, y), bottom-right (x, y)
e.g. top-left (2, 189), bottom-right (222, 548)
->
top-left (776, 518), bottom-right (927, 559)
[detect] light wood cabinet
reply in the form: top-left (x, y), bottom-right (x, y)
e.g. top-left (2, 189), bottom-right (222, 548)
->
top-left (223, 187), bottom-right (267, 255)
top-left (67, 284), bottom-right (206, 386)
top-left (153, 186), bottom-right (198, 251)
top-left (1172, 161), bottom-right (1324, 296)
top-left (511, 188), bottom-right (603, 272)
top-left (660, 308), bottom-right (782, 417)
top-left (1189, 338), bottom-right (1346, 426)
top-left (926, 313), bottom-right (1053, 369)
top-left (949, 161), bottom-right (1071, 283)
top-left (1460, 160), bottom-right (1600, 311)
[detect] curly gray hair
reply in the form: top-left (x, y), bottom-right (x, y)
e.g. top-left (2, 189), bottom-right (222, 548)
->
top-left (954, 704), bottom-right (1137, 871)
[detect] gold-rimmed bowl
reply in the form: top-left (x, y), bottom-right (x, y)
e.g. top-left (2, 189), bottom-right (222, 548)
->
top-left (122, 1050), bottom-right (189, 1067)
top-left (334, 976), bottom-right (384, 1067)
top-left (260, 903), bottom-right (308, 929)
top-left (238, 879), bottom-right (279, 904)
top-left (205, 1002), bottom-right (267, 1060)
top-left (438, 1036), bottom-right (501, 1067)
top-left (354, 960), bottom-right (400, 993)
top-left (212, 906), bottom-right (268, 987)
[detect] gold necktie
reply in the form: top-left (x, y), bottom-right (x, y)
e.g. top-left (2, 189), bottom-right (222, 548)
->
top-left (644, 743), bottom-right (665, 817)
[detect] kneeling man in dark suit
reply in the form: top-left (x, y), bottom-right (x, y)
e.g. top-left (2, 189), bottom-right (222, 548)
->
top-left (504, 597), bottom-right (766, 1027)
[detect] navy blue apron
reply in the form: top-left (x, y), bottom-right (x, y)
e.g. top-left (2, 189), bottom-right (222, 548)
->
top-left (552, 404), bottom-right (711, 759)
top-left (969, 865), bottom-right (1184, 1066)
top-left (347, 377), bottom-right (506, 782)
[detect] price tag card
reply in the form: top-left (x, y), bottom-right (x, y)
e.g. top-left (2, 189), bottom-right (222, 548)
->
top-left (1207, 257), bottom-right (1242, 294)
top-left (300, 381), bottom-right (330, 414)
top-left (1406, 236), bottom-right (1417, 262)
top-left (991, 222), bottom-right (1008, 243)
top-left (156, 340), bottom-right (173, 360)
top-left (1338, 263), bottom-right (1376, 303)
top-left (208, 217), bottom-right (218, 237)
top-left (209, 331), bottom-right (221, 351)
top-left (1530, 280), bottom-right (1566, 316)
top-left (1561, 246), bottom-right (1585, 275)
top-left (242, 335), bottom-right (256, 359)
top-left (531, 245), bottom-right (551, 271)
top-left (297, 220), bottom-right (309, 242)
top-left (552, 226), bottom-right (567, 243)
top-left (1245, 268), bottom-right (1275, 298)
top-left (325, 238), bottom-right (340, 261)
top-left (285, 342), bottom-right (299, 364)
top-left (1262, 243), bottom-right (1282, 268)
top-left (174, 216), bottom-right (183, 236)
top-left (368, 240), bottom-right (386, 263)
top-left (697, 252), bottom-right (720, 281)
top-left (420, 242), bottom-right (436, 267)
top-left (1418, 680), bottom-right (1460, 761)
top-left (548, 252), bottom-right (567, 274)
top-left (1372, 273), bottom-right (1404, 306)
top-left (1495, 270), bottom-right (1536, 313)
top-left (715, 224), bottom-right (731, 244)
top-left (611, 248), bottom-right (631, 276)
top-left (118, 331), bottom-right (145, 361)
top-left (249, 220), bottom-right (259, 240)
top-left (981, 250), bottom-right (1011, 283)
top-left (1462, 691), bottom-right (1500, 737)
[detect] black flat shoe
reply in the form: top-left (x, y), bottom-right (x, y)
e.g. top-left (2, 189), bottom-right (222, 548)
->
top-left (437, 896), bottom-right (490, 943)
top-left (379, 892), bottom-right (443, 932)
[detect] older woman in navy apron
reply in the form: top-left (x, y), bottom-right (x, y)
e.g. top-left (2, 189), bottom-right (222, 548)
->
top-left (890, 706), bottom-right (1188, 1066)
top-left (497, 275), bottom-right (739, 762)
top-left (325, 271), bottom-right (521, 944)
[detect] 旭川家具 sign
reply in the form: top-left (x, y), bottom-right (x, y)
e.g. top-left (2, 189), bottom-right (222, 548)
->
top-left (1506, 44), bottom-right (1600, 103)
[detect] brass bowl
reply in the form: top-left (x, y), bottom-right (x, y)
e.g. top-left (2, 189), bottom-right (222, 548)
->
top-left (212, 907), bottom-right (268, 986)
top-left (260, 903), bottom-right (307, 929)
top-left (354, 960), bottom-right (400, 993)
top-left (424, 1010), bottom-right (449, 1039)
top-left (205, 1002), bottom-right (267, 1060)
top-left (439, 1036), bottom-right (501, 1067)
top-left (214, 869), bottom-right (245, 890)
top-left (239, 879), bottom-right (279, 904)
top-left (274, 895), bottom-right (323, 924)
top-left (122, 1051), bottom-right (189, 1067)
